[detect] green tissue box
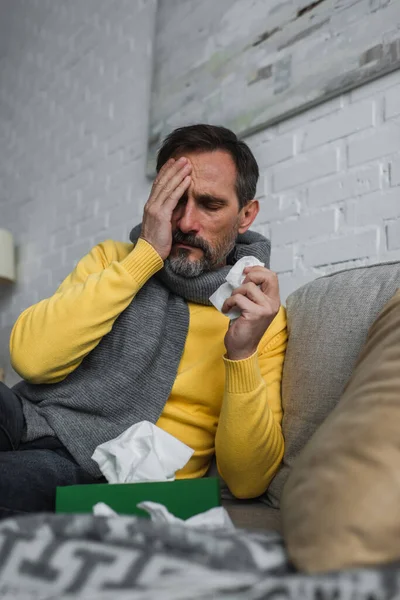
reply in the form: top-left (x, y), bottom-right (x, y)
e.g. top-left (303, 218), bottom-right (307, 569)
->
top-left (56, 477), bottom-right (220, 520)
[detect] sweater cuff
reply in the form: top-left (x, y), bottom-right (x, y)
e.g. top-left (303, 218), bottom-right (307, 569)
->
top-left (223, 351), bottom-right (263, 394)
top-left (120, 238), bottom-right (164, 284)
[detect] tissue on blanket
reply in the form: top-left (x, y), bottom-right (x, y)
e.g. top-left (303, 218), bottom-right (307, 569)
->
top-left (91, 421), bottom-right (194, 483)
top-left (93, 502), bottom-right (118, 517)
top-left (93, 501), bottom-right (235, 531)
top-left (209, 256), bottom-right (264, 320)
top-left (138, 501), bottom-right (235, 531)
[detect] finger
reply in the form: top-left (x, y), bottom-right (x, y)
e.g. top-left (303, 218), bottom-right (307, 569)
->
top-left (150, 158), bottom-right (176, 196)
top-left (151, 158), bottom-right (191, 204)
top-left (157, 165), bottom-right (192, 208)
top-left (150, 157), bottom-right (188, 203)
top-left (231, 282), bottom-right (267, 306)
top-left (243, 266), bottom-right (270, 276)
top-left (157, 157), bottom-right (175, 178)
top-left (242, 270), bottom-right (279, 295)
top-left (158, 162), bottom-right (193, 208)
top-left (163, 174), bottom-right (191, 212)
top-left (222, 293), bottom-right (258, 315)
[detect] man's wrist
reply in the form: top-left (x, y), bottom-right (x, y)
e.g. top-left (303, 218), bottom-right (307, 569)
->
top-left (223, 351), bottom-right (261, 393)
top-left (225, 347), bottom-right (257, 361)
top-left (121, 238), bottom-right (164, 283)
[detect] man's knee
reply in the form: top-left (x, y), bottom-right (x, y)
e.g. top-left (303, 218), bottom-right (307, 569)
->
top-left (0, 383), bottom-right (24, 451)
top-left (0, 448), bottom-right (97, 518)
top-left (0, 451), bottom-right (55, 514)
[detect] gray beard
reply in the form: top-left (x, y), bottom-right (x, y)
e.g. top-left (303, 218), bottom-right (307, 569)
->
top-left (166, 250), bottom-right (209, 278)
top-left (167, 225), bottom-right (239, 278)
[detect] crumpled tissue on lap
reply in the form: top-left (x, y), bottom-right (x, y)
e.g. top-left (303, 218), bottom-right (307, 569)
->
top-left (209, 256), bottom-right (264, 320)
top-left (91, 420), bottom-right (194, 484)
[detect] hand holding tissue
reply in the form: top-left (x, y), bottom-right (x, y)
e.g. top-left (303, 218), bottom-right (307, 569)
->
top-left (209, 256), bottom-right (264, 319)
top-left (92, 421), bottom-right (194, 483)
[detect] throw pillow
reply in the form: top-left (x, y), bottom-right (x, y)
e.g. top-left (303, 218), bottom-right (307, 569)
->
top-left (282, 290), bottom-right (400, 572)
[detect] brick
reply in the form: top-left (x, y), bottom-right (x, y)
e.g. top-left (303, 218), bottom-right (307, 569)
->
top-left (270, 246), bottom-right (294, 273)
top-left (390, 155), bottom-right (400, 186)
top-left (50, 228), bottom-right (74, 251)
top-left (303, 101), bottom-right (374, 150)
top-left (386, 219), bottom-right (400, 251)
top-left (77, 215), bottom-right (108, 239)
top-left (346, 188), bottom-right (400, 227)
top-left (303, 230), bottom-right (379, 267)
top-left (271, 210), bottom-right (336, 245)
top-left (308, 164), bottom-right (381, 208)
top-left (273, 145), bottom-right (338, 192)
top-left (278, 96), bottom-right (342, 134)
top-left (348, 125), bottom-right (400, 166)
top-left (27, 273), bottom-right (52, 300)
top-left (350, 69), bottom-right (400, 102)
top-left (107, 203), bottom-right (136, 229)
top-left (108, 165), bottom-right (135, 191)
top-left (41, 250), bottom-right (64, 272)
top-left (257, 193), bottom-right (300, 223)
top-left (64, 240), bottom-right (93, 268)
top-left (255, 174), bottom-right (267, 199)
top-left (385, 85), bottom-right (400, 120)
top-left (50, 266), bottom-right (71, 289)
top-left (255, 135), bottom-right (294, 168)
top-left (68, 200), bottom-right (97, 226)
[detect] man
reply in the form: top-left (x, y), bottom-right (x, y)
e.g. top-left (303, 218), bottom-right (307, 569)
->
top-left (1, 124), bottom-right (287, 517)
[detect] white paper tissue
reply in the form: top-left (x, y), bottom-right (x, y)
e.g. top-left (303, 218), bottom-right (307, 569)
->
top-left (209, 256), bottom-right (264, 320)
top-left (93, 502), bottom-right (118, 517)
top-left (92, 421), bottom-right (194, 484)
top-left (137, 501), bottom-right (235, 531)
top-left (93, 501), bottom-right (235, 531)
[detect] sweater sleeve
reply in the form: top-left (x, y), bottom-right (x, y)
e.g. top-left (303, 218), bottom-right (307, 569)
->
top-left (215, 306), bottom-right (287, 499)
top-left (10, 238), bottom-right (163, 384)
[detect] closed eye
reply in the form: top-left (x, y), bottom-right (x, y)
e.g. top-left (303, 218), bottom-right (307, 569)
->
top-left (196, 193), bottom-right (229, 211)
top-left (202, 202), bottom-right (224, 211)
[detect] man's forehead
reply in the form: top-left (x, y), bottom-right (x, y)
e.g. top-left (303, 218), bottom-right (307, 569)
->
top-left (176, 150), bottom-right (237, 201)
top-left (175, 150), bottom-right (237, 193)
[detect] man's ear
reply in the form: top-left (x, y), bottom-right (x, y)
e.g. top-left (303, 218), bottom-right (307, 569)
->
top-left (238, 199), bottom-right (259, 233)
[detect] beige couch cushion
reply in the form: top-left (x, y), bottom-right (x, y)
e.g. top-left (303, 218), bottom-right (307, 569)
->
top-left (282, 290), bottom-right (400, 572)
top-left (265, 261), bottom-right (400, 508)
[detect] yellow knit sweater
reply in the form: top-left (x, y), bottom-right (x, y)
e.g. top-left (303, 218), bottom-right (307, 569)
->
top-left (10, 238), bottom-right (287, 498)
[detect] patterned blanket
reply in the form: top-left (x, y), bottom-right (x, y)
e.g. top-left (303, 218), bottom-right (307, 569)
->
top-left (0, 514), bottom-right (398, 599)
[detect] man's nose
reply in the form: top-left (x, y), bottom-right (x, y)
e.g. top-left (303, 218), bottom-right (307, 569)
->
top-left (177, 200), bottom-right (200, 234)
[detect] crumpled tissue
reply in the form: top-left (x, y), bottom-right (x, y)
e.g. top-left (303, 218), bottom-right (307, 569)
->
top-left (91, 420), bottom-right (194, 483)
top-left (209, 256), bottom-right (264, 320)
top-left (138, 501), bottom-right (235, 531)
top-left (93, 501), bottom-right (235, 531)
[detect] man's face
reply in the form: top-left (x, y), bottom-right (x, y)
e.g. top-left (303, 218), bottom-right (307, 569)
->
top-left (167, 150), bottom-right (243, 277)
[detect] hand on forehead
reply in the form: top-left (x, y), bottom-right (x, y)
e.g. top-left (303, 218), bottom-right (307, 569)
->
top-left (173, 150), bottom-right (237, 199)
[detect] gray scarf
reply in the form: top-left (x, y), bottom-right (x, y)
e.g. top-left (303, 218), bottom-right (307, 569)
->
top-left (15, 226), bottom-right (271, 477)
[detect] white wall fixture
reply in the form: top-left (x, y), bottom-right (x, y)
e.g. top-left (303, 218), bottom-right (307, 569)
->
top-left (0, 229), bottom-right (16, 283)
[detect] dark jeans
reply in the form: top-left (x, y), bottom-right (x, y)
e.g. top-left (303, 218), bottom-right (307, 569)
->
top-left (0, 382), bottom-right (100, 519)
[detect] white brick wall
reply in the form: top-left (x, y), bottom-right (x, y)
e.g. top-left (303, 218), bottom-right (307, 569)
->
top-left (1, 0), bottom-right (400, 384)
top-left (0, 0), bottom-right (156, 383)
top-left (249, 70), bottom-right (400, 302)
